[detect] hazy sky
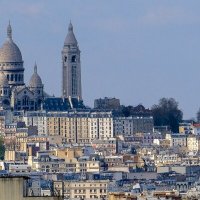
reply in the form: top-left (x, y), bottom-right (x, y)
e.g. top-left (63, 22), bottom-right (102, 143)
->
top-left (0, 0), bottom-right (200, 119)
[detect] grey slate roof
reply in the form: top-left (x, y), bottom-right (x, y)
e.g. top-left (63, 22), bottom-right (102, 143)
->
top-left (42, 97), bottom-right (85, 111)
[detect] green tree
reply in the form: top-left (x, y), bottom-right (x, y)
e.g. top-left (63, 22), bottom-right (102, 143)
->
top-left (151, 98), bottom-right (183, 133)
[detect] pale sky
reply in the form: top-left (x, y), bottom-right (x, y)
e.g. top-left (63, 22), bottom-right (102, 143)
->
top-left (0, 0), bottom-right (200, 119)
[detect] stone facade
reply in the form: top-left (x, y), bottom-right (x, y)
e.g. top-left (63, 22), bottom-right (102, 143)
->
top-left (0, 23), bottom-right (44, 111)
top-left (0, 22), bottom-right (83, 112)
top-left (62, 22), bottom-right (82, 100)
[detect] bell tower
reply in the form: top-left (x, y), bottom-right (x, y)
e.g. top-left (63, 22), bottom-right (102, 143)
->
top-left (62, 22), bottom-right (82, 100)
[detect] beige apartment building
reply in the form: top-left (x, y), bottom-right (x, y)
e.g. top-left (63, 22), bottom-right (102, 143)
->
top-left (24, 111), bottom-right (113, 143)
top-left (54, 180), bottom-right (109, 199)
top-left (187, 133), bottom-right (199, 152)
top-left (55, 146), bottom-right (83, 161)
top-left (28, 151), bottom-right (66, 173)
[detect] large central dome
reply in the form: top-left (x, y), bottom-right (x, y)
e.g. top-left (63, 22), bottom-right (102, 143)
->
top-left (0, 23), bottom-right (23, 63)
top-left (0, 40), bottom-right (23, 63)
top-left (0, 22), bottom-right (24, 86)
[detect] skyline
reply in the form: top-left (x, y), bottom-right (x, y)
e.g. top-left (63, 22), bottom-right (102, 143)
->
top-left (0, 0), bottom-right (200, 119)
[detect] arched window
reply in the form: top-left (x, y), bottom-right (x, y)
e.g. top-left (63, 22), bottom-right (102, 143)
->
top-left (7, 74), bottom-right (9, 81)
top-left (64, 56), bottom-right (67, 62)
top-left (15, 74), bottom-right (17, 82)
top-left (71, 55), bottom-right (76, 63)
top-left (11, 74), bottom-right (13, 81)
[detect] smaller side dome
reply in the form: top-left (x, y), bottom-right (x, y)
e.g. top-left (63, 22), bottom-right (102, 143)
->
top-left (29, 63), bottom-right (43, 88)
top-left (0, 72), bottom-right (9, 87)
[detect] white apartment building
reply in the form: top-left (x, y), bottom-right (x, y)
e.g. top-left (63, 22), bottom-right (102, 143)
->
top-left (89, 112), bottom-right (113, 140)
top-left (24, 111), bottom-right (47, 135)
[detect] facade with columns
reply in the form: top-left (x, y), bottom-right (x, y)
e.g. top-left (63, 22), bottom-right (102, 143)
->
top-left (0, 22), bottom-right (83, 111)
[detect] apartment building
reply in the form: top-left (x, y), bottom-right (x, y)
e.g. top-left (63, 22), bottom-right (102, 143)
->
top-left (54, 180), bottom-right (109, 199)
top-left (24, 111), bottom-right (113, 143)
top-left (28, 151), bottom-right (66, 173)
top-left (166, 134), bottom-right (187, 147)
top-left (187, 133), bottom-right (199, 152)
top-left (113, 116), bottom-right (153, 136)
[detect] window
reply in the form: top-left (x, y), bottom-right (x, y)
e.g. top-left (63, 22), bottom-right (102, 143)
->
top-left (71, 66), bottom-right (77, 95)
top-left (71, 55), bottom-right (76, 62)
top-left (22, 96), bottom-right (29, 106)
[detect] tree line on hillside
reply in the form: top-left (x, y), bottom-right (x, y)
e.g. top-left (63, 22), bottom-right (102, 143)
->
top-left (121, 98), bottom-right (184, 133)
top-left (121, 97), bottom-right (200, 133)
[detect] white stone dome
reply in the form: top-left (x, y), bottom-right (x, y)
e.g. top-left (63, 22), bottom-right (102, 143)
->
top-left (0, 23), bottom-right (23, 63)
top-left (0, 72), bottom-right (8, 86)
top-left (29, 64), bottom-right (43, 88)
top-left (0, 39), bottom-right (23, 63)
